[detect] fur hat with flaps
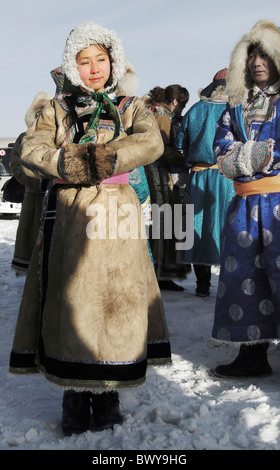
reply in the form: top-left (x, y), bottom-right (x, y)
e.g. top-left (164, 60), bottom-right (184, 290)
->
top-left (61, 22), bottom-right (126, 93)
top-left (226, 20), bottom-right (280, 108)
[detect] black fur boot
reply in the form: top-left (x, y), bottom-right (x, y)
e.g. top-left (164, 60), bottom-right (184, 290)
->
top-left (214, 342), bottom-right (272, 378)
top-left (61, 390), bottom-right (91, 436)
top-left (90, 391), bottom-right (123, 431)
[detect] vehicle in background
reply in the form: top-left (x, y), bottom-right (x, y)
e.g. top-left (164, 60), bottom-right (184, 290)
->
top-left (0, 138), bottom-right (21, 215)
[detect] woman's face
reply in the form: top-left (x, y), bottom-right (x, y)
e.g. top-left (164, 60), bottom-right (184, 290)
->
top-left (77, 44), bottom-right (111, 92)
top-left (247, 45), bottom-right (279, 89)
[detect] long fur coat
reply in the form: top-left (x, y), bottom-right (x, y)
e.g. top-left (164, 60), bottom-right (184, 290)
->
top-left (9, 22), bottom-right (171, 390)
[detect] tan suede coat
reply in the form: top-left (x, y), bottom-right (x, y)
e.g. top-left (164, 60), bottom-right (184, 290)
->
top-left (10, 133), bottom-right (45, 270)
top-left (11, 92), bottom-right (53, 270)
top-left (10, 96), bottom-right (171, 390)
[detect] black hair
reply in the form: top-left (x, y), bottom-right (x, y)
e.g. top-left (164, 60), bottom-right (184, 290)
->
top-left (147, 84), bottom-right (189, 107)
top-left (164, 84), bottom-right (189, 106)
top-left (247, 43), bottom-right (259, 56)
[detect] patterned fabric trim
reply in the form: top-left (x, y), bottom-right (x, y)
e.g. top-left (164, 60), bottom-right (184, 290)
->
top-left (153, 105), bottom-right (173, 121)
top-left (218, 139), bottom-right (274, 179)
top-left (40, 368), bottom-right (146, 389)
top-left (9, 337), bottom-right (172, 381)
top-left (38, 354), bottom-right (147, 386)
top-left (59, 95), bottom-right (134, 146)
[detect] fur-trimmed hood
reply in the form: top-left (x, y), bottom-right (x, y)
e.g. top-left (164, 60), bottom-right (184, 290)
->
top-left (226, 20), bottom-right (280, 107)
top-left (51, 22), bottom-right (138, 98)
top-left (61, 22), bottom-right (126, 94)
top-left (25, 92), bottom-right (53, 128)
top-left (199, 85), bottom-right (228, 103)
top-left (51, 57), bottom-right (138, 99)
top-left (116, 58), bottom-right (139, 96)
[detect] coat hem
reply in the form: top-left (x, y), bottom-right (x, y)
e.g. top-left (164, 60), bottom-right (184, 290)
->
top-left (147, 357), bottom-right (172, 365)
top-left (40, 365), bottom-right (146, 389)
top-left (147, 340), bottom-right (171, 363)
top-left (9, 366), bottom-right (39, 374)
top-left (211, 337), bottom-right (273, 346)
top-left (11, 259), bottom-right (29, 271)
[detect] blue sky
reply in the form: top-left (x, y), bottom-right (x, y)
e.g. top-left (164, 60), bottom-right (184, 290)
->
top-left (1, 0), bottom-right (280, 137)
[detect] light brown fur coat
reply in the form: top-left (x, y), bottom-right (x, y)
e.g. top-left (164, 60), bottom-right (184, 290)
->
top-left (10, 96), bottom-right (170, 389)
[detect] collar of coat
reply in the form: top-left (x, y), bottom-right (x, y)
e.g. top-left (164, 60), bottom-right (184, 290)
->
top-left (51, 67), bottom-right (117, 109)
top-left (250, 78), bottom-right (280, 101)
top-left (153, 104), bottom-right (174, 120)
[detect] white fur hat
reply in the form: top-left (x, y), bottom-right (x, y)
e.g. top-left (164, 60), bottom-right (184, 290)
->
top-left (226, 20), bottom-right (280, 107)
top-left (62, 22), bottom-right (126, 93)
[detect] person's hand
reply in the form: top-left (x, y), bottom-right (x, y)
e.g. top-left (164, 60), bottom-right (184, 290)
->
top-left (58, 143), bottom-right (116, 184)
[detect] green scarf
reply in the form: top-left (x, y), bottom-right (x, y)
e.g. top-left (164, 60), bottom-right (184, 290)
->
top-left (79, 92), bottom-right (120, 144)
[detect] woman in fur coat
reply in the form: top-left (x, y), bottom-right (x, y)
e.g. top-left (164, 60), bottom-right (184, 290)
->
top-left (211, 20), bottom-right (280, 378)
top-left (10, 92), bottom-right (52, 271)
top-left (9, 22), bottom-right (171, 435)
top-left (175, 69), bottom-right (235, 297)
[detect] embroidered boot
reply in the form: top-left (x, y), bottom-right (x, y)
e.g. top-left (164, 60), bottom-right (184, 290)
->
top-left (90, 391), bottom-right (123, 431)
top-left (61, 390), bottom-right (91, 436)
top-left (214, 342), bottom-right (272, 378)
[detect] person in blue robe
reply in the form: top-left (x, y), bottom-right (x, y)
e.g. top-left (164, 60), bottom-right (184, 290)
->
top-left (211, 20), bottom-right (280, 378)
top-left (175, 69), bottom-right (235, 296)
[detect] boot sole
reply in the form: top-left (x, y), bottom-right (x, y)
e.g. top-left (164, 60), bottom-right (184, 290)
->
top-left (211, 367), bottom-right (273, 379)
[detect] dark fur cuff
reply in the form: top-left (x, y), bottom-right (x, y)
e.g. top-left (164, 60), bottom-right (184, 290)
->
top-left (58, 143), bottom-right (116, 185)
top-left (94, 144), bottom-right (116, 182)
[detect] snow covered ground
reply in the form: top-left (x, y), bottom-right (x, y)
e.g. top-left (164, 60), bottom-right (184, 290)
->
top-left (1, 216), bottom-right (280, 452)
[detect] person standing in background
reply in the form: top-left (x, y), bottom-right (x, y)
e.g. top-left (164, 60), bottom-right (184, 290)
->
top-left (211, 20), bottom-right (280, 378)
top-left (175, 69), bottom-right (235, 296)
top-left (10, 92), bottom-right (52, 272)
top-left (144, 85), bottom-right (191, 291)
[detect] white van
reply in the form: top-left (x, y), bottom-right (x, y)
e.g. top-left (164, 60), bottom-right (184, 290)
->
top-left (0, 139), bottom-right (22, 215)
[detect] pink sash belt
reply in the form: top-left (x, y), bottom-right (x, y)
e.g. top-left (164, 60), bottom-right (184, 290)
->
top-left (55, 172), bottom-right (129, 185)
top-left (101, 172), bottom-right (129, 184)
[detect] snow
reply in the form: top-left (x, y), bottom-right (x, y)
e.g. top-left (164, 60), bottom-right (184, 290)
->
top-left (1, 217), bottom-right (280, 452)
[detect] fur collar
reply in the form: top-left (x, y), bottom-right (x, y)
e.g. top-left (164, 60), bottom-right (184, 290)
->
top-left (25, 92), bottom-right (53, 127)
top-left (116, 59), bottom-right (139, 96)
top-left (199, 85), bottom-right (228, 103)
top-left (226, 20), bottom-right (280, 107)
top-left (250, 78), bottom-right (280, 98)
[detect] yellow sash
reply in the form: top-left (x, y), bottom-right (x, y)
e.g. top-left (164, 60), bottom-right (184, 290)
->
top-left (191, 163), bottom-right (218, 172)
top-left (234, 174), bottom-right (280, 196)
